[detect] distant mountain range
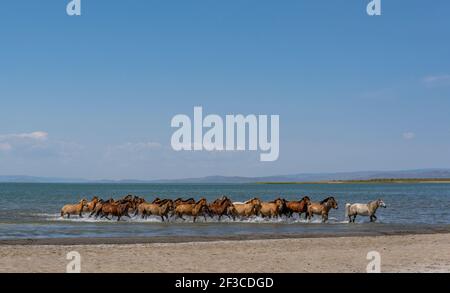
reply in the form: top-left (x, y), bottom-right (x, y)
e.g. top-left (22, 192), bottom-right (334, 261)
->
top-left (1, 169), bottom-right (450, 183)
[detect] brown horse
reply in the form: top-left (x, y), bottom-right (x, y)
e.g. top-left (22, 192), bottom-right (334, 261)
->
top-left (138, 200), bottom-right (174, 222)
top-left (259, 198), bottom-right (286, 218)
top-left (285, 196), bottom-right (311, 219)
top-left (307, 196), bottom-right (338, 223)
top-left (233, 198), bottom-right (262, 218)
top-left (61, 199), bottom-right (88, 218)
top-left (174, 198), bottom-right (208, 222)
top-left (208, 196), bottom-right (236, 221)
top-left (90, 198), bottom-right (113, 218)
top-left (83, 196), bottom-right (99, 213)
top-left (99, 201), bottom-right (131, 221)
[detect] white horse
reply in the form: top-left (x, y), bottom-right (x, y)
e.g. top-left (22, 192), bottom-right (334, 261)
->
top-left (345, 199), bottom-right (386, 223)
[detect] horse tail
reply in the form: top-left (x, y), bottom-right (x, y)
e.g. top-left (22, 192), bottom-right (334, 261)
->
top-left (345, 203), bottom-right (351, 218)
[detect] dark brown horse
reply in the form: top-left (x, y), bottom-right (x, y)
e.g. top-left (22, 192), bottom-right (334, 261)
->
top-left (285, 196), bottom-right (311, 219)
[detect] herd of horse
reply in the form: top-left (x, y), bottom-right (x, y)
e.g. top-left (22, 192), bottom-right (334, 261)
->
top-left (60, 195), bottom-right (386, 223)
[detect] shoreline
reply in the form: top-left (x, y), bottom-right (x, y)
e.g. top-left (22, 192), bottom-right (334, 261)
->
top-left (2, 225), bottom-right (450, 246)
top-left (1, 233), bottom-right (449, 272)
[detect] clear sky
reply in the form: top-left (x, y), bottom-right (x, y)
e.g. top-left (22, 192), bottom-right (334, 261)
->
top-left (1, 0), bottom-right (450, 180)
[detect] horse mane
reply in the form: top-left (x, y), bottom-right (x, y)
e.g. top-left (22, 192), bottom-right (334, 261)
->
top-left (195, 198), bottom-right (206, 205)
top-left (214, 196), bottom-right (229, 205)
top-left (302, 196), bottom-right (310, 201)
top-left (368, 200), bottom-right (379, 206)
top-left (245, 198), bottom-right (258, 204)
top-left (320, 197), bottom-right (334, 204)
top-left (269, 198), bottom-right (284, 203)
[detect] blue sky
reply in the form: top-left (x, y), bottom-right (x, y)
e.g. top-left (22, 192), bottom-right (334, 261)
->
top-left (1, 0), bottom-right (450, 180)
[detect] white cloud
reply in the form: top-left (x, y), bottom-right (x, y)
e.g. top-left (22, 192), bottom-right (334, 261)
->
top-left (402, 132), bottom-right (416, 140)
top-left (0, 131), bottom-right (49, 141)
top-left (17, 131), bottom-right (48, 140)
top-left (422, 75), bottom-right (450, 87)
top-left (0, 131), bottom-right (82, 160)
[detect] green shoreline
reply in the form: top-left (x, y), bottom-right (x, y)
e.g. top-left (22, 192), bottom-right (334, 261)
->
top-left (257, 178), bottom-right (450, 184)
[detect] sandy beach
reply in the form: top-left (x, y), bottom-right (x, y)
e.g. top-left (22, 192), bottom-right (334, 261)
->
top-left (1, 233), bottom-right (449, 273)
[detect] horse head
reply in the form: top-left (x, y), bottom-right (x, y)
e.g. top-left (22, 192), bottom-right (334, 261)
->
top-left (302, 196), bottom-right (311, 205)
top-left (195, 198), bottom-right (207, 208)
top-left (377, 199), bottom-right (386, 208)
top-left (321, 197), bottom-right (338, 209)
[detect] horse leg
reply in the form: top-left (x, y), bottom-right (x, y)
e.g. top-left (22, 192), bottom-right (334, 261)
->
top-left (322, 213), bottom-right (328, 223)
top-left (160, 215), bottom-right (165, 222)
top-left (193, 216), bottom-right (197, 223)
top-left (67, 214), bottom-right (70, 219)
top-left (176, 213), bottom-right (186, 221)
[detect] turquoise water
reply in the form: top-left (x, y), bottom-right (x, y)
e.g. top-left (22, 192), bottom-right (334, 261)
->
top-left (0, 183), bottom-right (449, 240)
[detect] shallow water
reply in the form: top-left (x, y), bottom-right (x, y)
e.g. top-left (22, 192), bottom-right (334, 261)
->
top-left (0, 183), bottom-right (449, 240)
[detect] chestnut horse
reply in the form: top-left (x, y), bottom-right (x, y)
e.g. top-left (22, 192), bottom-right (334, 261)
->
top-left (90, 198), bottom-right (114, 218)
top-left (307, 196), bottom-right (338, 223)
top-left (285, 196), bottom-right (311, 219)
top-left (208, 196), bottom-right (236, 221)
top-left (99, 201), bottom-right (131, 221)
top-left (174, 198), bottom-right (208, 222)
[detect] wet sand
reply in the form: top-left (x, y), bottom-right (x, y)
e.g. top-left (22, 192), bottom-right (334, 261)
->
top-left (1, 233), bottom-right (449, 273)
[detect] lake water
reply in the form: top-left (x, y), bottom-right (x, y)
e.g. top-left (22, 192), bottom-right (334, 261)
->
top-left (0, 183), bottom-right (449, 240)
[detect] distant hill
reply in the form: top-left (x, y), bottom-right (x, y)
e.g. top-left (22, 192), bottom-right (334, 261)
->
top-left (0, 175), bottom-right (88, 183)
top-left (1, 169), bottom-right (450, 183)
top-left (155, 169), bottom-right (450, 183)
